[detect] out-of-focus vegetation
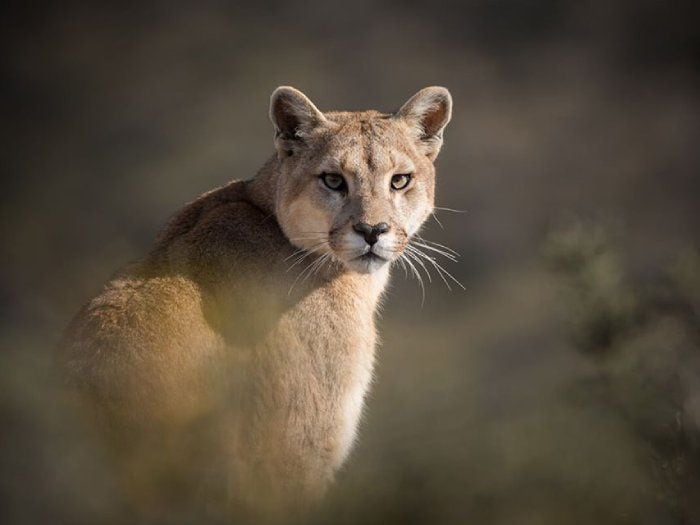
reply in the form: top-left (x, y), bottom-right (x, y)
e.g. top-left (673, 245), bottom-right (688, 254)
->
top-left (312, 227), bottom-right (700, 525)
top-left (546, 226), bottom-right (700, 520)
top-left (1, 1), bottom-right (699, 524)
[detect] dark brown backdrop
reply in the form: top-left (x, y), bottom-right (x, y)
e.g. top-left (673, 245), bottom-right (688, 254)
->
top-left (2, 2), bottom-right (699, 523)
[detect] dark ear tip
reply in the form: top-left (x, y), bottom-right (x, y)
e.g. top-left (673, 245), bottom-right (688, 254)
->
top-left (269, 86), bottom-right (306, 129)
top-left (270, 86), bottom-right (303, 103)
top-left (269, 86), bottom-right (326, 140)
top-left (421, 86), bottom-right (452, 108)
top-left (395, 86), bottom-right (453, 119)
top-left (269, 86), bottom-right (323, 116)
top-left (422, 86), bottom-right (451, 97)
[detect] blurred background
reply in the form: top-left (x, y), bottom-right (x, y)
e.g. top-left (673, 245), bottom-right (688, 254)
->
top-left (1, 1), bottom-right (699, 523)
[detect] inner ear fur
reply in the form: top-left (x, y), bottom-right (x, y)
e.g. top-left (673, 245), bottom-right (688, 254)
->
top-left (395, 86), bottom-right (452, 160)
top-left (269, 86), bottom-right (326, 156)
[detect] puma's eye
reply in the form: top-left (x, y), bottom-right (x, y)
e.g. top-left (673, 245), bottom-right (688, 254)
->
top-left (320, 173), bottom-right (346, 192)
top-left (391, 173), bottom-right (412, 190)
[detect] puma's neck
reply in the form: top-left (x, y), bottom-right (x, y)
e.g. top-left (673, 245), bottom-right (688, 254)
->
top-left (245, 155), bottom-right (281, 216)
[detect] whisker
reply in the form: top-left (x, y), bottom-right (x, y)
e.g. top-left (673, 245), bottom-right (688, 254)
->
top-left (408, 246), bottom-right (465, 291)
top-left (312, 252), bottom-right (330, 275)
top-left (259, 213), bottom-right (275, 225)
top-left (433, 206), bottom-right (467, 214)
top-left (403, 246), bottom-right (433, 283)
top-left (432, 260), bottom-right (465, 290)
top-left (408, 246), bottom-right (452, 290)
top-left (411, 241), bottom-right (458, 262)
top-left (284, 247), bottom-right (310, 262)
top-left (288, 254), bottom-right (325, 295)
top-left (321, 252), bottom-right (335, 273)
top-left (287, 250), bottom-right (321, 271)
top-left (414, 236), bottom-right (460, 257)
top-left (286, 241), bottom-right (326, 262)
top-left (400, 253), bottom-right (425, 306)
top-left (288, 236), bottom-right (329, 242)
top-left (432, 212), bottom-right (444, 230)
top-left (306, 252), bottom-right (334, 284)
top-left (395, 255), bottom-right (408, 279)
top-left (286, 242), bottom-right (328, 271)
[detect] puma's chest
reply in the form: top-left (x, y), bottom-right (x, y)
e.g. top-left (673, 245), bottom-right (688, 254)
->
top-left (248, 273), bottom-right (385, 468)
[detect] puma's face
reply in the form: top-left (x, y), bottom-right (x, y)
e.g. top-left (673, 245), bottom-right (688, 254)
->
top-left (275, 114), bottom-right (435, 274)
top-left (271, 87), bottom-right (452, 274)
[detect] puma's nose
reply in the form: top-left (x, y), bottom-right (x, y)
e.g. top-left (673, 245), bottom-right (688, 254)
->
top-left (353, 222), bottom-right (390, 245)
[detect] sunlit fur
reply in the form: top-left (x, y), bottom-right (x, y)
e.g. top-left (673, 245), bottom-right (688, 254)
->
top-left (56, 86), bottom-right (452, 521)
top-left (275, 108), bottom-right (437, 275)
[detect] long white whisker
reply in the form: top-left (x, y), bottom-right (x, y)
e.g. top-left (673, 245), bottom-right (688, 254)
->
top-left (404, 247), bottom-right (433, 283)
top-left (284, 247), bottom-right (309, 262)
top-left (303, 253), bottom-right (331, 284)
top-left (414, 236), bottom-right (460, 257)
top-left (433, 206), bottom-right (467, 213)
top-left (288, 236), bottom-right (330, 241)
top-left (285, 240), bottom-right (328, 260)
top-left (288, 254), bottom-right (324, 295)
top-left (411, 241), bottom-right (458, 262)
top-left (287, 246), bottom-right (320, 268)
top-left (286, 242), bottom-right (328, 271)
top-left (318, 253), bottom-right (333, 274)
top-left (401, 253), bottom-right (425, 306)
top-left (409, 247), bottom-right (451, 290)
top-left (395, 255), bottom-right (408, 278)
top-left (409, 246), bottom-right (465, 291)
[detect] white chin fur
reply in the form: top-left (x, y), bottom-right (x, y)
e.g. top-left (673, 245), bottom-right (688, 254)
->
top-left (338, 231), bottom-right (394, 273)
top-left (344, 254), bottom-right (390, 274)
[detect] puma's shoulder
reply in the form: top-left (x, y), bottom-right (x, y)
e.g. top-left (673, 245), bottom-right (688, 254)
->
top-left (152, 179), bottom-right (266, 252)
top-left (151, 178), bottom-right (288, 276)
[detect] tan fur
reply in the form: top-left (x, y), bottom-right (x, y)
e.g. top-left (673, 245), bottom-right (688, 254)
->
top-left (57, 86), bottom-right (452, 520)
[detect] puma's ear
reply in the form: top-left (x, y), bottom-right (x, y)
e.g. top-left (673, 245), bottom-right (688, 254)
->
top-left (269, 86), bottom-right (326, 156)
top-left (395, 86), bottom-right (452, 161)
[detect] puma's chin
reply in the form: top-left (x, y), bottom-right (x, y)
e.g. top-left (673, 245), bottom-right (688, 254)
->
top-left (343, 251), bottom-right (391, 274)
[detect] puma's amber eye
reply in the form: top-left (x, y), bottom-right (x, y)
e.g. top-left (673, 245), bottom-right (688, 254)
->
top-left (320, 173), bottom-right (346, 192)
top-left (391, 173), bottom-right (412, 191)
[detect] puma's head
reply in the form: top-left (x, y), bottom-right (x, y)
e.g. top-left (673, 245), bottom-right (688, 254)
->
top-left (269, 86), bottom-right (452, 274)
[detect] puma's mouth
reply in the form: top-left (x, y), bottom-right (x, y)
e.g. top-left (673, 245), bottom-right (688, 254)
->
top-left (343, 248), bottom-right (390, 274)
top-left (356, 252), bottom-right (387, 264)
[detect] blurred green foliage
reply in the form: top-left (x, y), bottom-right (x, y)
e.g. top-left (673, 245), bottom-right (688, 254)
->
top-left (546, 223), bottom-right (700, 521)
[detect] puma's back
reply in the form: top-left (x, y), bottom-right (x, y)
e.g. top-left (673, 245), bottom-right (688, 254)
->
top-left (57, 86), bottom-right (453, 521)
